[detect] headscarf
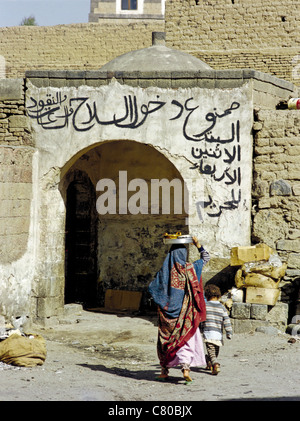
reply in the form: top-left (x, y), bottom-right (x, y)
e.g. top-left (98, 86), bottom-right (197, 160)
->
top-left (148, 245), bottom-right (188, 318)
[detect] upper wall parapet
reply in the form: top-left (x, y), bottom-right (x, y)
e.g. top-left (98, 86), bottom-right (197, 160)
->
top-left (25, 68), bottom-right (295, 87)
top-left (25, 69), bottom-right (296, 97)
top-left (25, 68), bottom-right (296, 109)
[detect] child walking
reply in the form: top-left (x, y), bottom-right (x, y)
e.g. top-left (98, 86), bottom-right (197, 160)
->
top-left (202, 284), bottom-right (233, 375)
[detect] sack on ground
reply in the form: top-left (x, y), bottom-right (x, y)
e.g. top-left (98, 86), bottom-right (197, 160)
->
top-left (0, 333), bottom-right (47, 367)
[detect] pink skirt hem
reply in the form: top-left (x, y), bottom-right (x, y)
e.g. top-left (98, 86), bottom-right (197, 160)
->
top-left (166, 329), bottom-right (206, 368)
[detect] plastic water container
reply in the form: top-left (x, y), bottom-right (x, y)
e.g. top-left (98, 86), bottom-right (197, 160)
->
top-left (288, 98), bottom-right (300, 110)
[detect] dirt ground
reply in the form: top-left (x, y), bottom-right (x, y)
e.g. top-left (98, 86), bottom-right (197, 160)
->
top-left (0, 308), bottom-right (300, 403)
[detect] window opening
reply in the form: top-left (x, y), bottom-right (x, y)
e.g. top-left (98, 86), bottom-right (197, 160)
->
top-left (121, 0), bottom-right (137, 10)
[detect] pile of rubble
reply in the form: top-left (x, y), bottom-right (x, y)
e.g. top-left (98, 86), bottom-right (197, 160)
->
top-left (220, 244), bottom-right (288, 333)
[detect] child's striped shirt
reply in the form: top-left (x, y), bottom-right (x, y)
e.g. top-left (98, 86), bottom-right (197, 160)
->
top-left (203, 300), bottom-right (233, 344)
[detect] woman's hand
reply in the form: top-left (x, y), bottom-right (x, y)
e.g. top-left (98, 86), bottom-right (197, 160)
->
top-left (192, 236), bottom-right (201, 248)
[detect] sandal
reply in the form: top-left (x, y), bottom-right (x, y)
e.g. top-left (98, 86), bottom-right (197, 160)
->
top-left (212, 363), bottom-right (220, 375)
top-left (155, 375), bottom-right (169, 381)
top-left (182, 369), bottom-right (193, 383)
top-left (156, 368), bottom-right (169, 381)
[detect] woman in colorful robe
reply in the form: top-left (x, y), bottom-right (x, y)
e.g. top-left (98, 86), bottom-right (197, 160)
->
top-left (148, 237), bottom-right (209, 383)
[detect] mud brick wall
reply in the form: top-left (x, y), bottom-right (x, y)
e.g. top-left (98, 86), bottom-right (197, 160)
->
top-left (1, 0), bottom-right (300, 84)
top-left (165, 0), bottom-right (300, 84)
top-left (0, 79), bottom-right (33, 263)
top-left (0, 22), bottom-right (164, 79)
top-left (252, 108), bottom-right (300, 314)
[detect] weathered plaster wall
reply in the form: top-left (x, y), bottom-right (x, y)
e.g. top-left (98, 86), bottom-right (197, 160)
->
top-left (26, 77), bottom-right (253, 252)
top-left (0, 79), bottom-right (37, 323)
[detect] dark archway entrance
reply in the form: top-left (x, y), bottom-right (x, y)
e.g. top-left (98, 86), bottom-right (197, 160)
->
top-left (61, 140), bottom-right (188, 311)
top-left (64, 170), bottom-right (98, 307)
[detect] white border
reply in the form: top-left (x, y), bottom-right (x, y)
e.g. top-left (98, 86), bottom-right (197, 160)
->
top-left (116, 0), bottom-right (143, 15)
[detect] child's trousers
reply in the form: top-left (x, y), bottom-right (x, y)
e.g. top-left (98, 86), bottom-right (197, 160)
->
top-left (206, 342), bottom-right (220, 365)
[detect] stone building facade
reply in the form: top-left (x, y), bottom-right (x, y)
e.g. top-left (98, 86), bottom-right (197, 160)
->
top-left (0, 0), bottom-right (300, 330)
top-left (0, 31), bottom-right (299, 330)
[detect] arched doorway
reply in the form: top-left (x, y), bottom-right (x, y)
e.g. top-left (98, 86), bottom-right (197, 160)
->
top-left (64, 170), bottom-right (98, 307)
top-left (61, 140), bottom-right (188, 310)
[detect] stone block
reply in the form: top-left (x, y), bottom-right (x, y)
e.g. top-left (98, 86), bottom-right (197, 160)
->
top-left (216, 69), bottom-right (243, 79)
top-left (64, 303), bottom-right (83, 316)
top-left (155, 78), bottom-right (173, 89)
top-left (36, 296), bottom-right (64, 318)
top-left (252, 180), bottom-right (268, 198)
top-left (36, 276), bottom-right (63, 298)
top-left (197, 78), bottom-right (216, 89)
top-left (270, 179), bottom-right (292, 196)
top-left (286, 269), bottom-right (300, 277)
top-left (25, 70), bottom-right (49, 78)
top-left (49, 78), bottom-right (68, 88)
top-left (48, 70), bottom-right (67, 79)
top-left (8, 115), bottom-right (29, 129)
top-left (277, 239), bottom-right (300, 252)
top-left (67, 79), bottom-right (85, 88)
top-left (215, 78), bottom-right (244, 89)
top-left (266, 302), bottom-right (288, 327)
top-left (287, 230), bottom-right (300, 240)
top-left (66, 70), bottom-right (86, 79)
top-left (0, 79), bottom-right (23, 100)
top-left (255, 326), bottom-right (279, 335)
top-left (26, 78), bottom-right (50, 88)
top-left (231, 302), bottom-right (251, 319)
top-left (292, 183), bottom-right (300, 196)
top-left (231, 318), bottom-right (270, 333)
top-left (85, 70), bottom-right (105, 79)
top-left (250, 303), bottom-right (268, 320)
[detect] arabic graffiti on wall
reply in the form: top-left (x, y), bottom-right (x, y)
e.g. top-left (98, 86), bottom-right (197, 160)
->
top-left (26, 87), bottom-right (250, 222)
top-left (183, 101), bottom-right (242, 221)
top-left (26, 92), bottom-right (166, 131)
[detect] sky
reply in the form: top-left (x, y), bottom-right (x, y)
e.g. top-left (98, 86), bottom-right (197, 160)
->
top-left (0, 0), bottom-right (90, 27)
